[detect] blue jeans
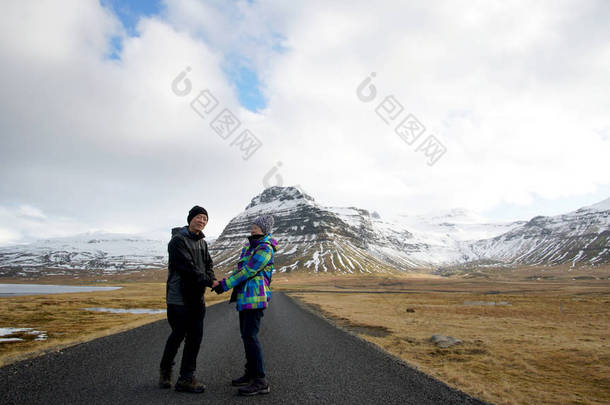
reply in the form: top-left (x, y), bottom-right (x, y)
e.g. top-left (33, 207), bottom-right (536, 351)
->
top-left (160, 303), bottom-right (205, 379)
top-left (239, 309), bottom-right (265, 378)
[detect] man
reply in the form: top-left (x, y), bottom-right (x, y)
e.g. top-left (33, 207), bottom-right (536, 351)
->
top-left (213, 214), bottom-right (277, 396)
top-left (159, 205), bottom-right (218, 393)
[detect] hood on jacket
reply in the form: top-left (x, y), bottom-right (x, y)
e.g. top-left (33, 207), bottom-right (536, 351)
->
top-left (172, 226), bottom-right (205, 240)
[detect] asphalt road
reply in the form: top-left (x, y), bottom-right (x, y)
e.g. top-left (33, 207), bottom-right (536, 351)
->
top-left (0, 292), bottom-right (488, 404)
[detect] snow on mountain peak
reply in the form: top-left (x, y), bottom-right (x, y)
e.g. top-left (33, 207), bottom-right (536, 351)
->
top-left (578, 197), bottom-right (610, 212)
top-left (395, 208), bottom-right (489, 226)
top-left (425, 208), bottom-right (488, 224)
top-left (244, 186), bottom-right (315, 213)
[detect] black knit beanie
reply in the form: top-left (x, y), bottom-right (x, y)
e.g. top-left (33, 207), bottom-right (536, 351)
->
top-left (187, 206), bottom-right (208, 224)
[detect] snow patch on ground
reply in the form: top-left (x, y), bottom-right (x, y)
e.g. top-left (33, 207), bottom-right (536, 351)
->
top-left (0, 327), bottom-right (47, 342)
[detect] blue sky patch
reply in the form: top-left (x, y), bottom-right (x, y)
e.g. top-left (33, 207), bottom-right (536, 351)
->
top-left (101, 1), bottom-right (267, 111)
top-left (224, 64), bottom-right (267, 112)
top-left (101, 0), bottom-right (164, 59)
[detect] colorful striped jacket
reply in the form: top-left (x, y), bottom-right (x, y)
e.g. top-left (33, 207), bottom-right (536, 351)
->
top-left (220, 234), bottom-right (277, 311)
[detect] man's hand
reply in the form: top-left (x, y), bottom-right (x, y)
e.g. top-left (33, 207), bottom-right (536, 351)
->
top-left (211, 280), bottom-right (220, 289)
top-left (212, 282), bottom-right (225, 295)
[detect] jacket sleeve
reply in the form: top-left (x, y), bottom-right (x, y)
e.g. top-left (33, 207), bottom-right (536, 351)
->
top-left (204, 241), bottom-right (216, 284)
top-left (168, 237), bottom-right (214, 288)
top-left (221, 244), bottom-right (273, 291)
top-left (235, 245), bottom-right (248, 272)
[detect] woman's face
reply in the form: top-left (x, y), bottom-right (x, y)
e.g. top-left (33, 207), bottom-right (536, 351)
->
top-left (250, 224), bottom-right (264, 236)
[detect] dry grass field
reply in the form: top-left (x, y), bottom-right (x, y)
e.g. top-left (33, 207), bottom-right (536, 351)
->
top-left (2, 265), bottom-right (608, 404)
top-left (276, 266), bottom-right (610, 405)
top-left (0, 277), bottom-right (227, 367)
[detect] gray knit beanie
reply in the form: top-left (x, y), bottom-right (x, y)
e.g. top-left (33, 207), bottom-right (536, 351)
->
top-left (253, 215), bottom-right (274, 234)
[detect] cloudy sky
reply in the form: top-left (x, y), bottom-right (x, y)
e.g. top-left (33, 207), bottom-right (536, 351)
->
top-left (1, 0), bottom-right (609, 244)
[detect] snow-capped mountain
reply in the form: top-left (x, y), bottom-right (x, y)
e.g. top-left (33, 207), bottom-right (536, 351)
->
top-left (0, 232), bottom-right (168, 276)
top-left (209, 186), bottom-right (400, 274)
top-left (466, 198), bottom-right (610, 267)
top-left (209, 187), bottom-right (525, 274)
top-left (370, 209), bottom-right (525, 268)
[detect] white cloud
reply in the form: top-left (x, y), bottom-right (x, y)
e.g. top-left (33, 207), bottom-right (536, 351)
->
top-left (0, 205), bottom-right (87, 244)
top-left (225, 0), bottom-right (610, 215)
top-left (0, 0), bottom-right (609, 245)
top-left (17, 205), bottom-right (46, 220)
top-left (0, 0), bottom-right (259, 241)
top-left (0, 227), bottom-right (21, 246)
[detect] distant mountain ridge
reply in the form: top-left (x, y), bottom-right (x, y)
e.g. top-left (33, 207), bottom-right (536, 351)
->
top-left (0, 232), bottom-right (167, 277)
top-left (1, 189), bottom-right (608, 276)
top-left (466, 197), bottom-right (610, 267)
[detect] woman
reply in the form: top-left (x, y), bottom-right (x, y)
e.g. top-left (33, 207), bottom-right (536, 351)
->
top-left (213, 214), bottom-right (277, 396)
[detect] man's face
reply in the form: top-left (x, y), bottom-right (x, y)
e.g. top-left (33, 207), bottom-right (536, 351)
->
top-left (189, 214), bottom-right (208, 233)
top-left (250, 224), bottom-right (264, 236)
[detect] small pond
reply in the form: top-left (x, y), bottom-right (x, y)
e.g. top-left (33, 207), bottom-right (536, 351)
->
top-left (0, 284), bottom-right (122, 297)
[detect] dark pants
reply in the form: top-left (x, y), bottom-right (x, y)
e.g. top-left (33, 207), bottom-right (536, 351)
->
top-left (160, 303), bottom-right (205, 379)
top-left (239, 309), bottom-right (265, 379)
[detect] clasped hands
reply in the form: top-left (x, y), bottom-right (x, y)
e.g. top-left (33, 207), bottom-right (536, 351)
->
top-left (211, 280), bottom-right (225, 295)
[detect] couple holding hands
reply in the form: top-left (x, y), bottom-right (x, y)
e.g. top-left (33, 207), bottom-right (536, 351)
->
top-left (159, 205), bottom-right (277, 396)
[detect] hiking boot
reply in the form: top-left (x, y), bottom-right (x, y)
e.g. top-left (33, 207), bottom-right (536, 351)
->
top-left (231, 374), bottom-right (253, 387)
top-left (175, 376), bottom-right (206, 393)
top-left (238, 378), bottom-right (270, 396)
top-left (158, 368), bottom-right (172, 389)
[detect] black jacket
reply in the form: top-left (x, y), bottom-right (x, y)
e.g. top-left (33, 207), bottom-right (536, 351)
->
top-left (166, 226), bottom-right (216, 306)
